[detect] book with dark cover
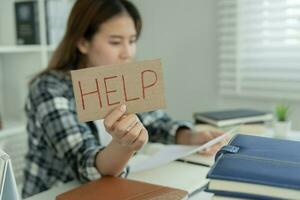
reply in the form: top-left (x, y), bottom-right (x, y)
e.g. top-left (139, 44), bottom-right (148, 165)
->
top-left (15, 1), bottom-right (40, 45)
top-left (206, 134), bottom-right (300, 199)
top-left (194, 109), bottom-right (273, 127)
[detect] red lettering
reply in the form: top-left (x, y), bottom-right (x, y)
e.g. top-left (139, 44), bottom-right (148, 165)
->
top-left (141, 70), bottom-right (158, 99)
top-left (122, 75), bottom-right (140, 102)
top-left (104, 76), bottom-right (120, 106)
top-left (78, 79), bottom-right (102, 110)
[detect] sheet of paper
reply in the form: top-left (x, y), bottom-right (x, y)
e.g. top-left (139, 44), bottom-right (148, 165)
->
top-left (129, 127), bottom-right (237, 173)
top-left (0, 150), bottom-right (7, 198)
top-left (128, 160), bottom-right (210, 194)
top-left (71, 59), bottom-right (166, 122)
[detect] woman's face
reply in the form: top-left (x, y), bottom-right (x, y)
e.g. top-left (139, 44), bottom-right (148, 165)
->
top-left (78, 14), bottom-right (137, 67)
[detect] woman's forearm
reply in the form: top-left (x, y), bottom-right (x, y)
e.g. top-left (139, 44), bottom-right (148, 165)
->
top-left (95, 139), bottom-right (135, 176)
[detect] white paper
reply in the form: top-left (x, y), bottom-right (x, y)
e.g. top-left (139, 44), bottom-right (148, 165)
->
top-left (129, 127), bottom-right (237, 173)
top-left (94, 120), bottom-right (112, 146)
top-left (0, 149), bottom-right (20, 200)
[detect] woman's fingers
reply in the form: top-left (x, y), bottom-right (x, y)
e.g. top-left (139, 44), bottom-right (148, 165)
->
top-left (103, 104), bottom-right (127, 132)
top-left (120, 121), bottom-right (144, 145)
top-left (210, 131), bottom-right (224, 138)
top-left (131, 128), bottom-right (148, 151)
top-left (200, 131), bottom-right (226, 155)
top-left (201, 131), bottom-right (215, 142)
top-left (200, 143), bottom-right (221, 156)
top-left (104, 107), bottom-right (148, 151)
top-left (112, 114), bottom-right (138, 138)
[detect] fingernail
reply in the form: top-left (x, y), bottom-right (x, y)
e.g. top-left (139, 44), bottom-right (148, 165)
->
top-left (126, 124), bottom-right (133, 132)
top-left (120, 104), bottom-right (126, 112)
top-left (121, 142), bottom-right (126, 147)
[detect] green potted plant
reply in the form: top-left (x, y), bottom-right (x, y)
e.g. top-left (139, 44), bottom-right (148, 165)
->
top-left (274, 104), bottom-right (291, 139)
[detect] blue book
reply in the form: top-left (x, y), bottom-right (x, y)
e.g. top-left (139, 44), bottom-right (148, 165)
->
top-left (206, 134), bottom-right (300, 200)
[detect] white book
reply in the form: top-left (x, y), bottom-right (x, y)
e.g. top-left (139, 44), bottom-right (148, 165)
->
top-left (0, 149), bottom-right (19, 200)
top-left (128, 159), bottom-right (210, 194)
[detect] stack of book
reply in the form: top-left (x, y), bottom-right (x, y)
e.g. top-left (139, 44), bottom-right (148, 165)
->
top-left (205, 134), bottom-right (300, 200)
top-left (194, 109), bottom-right (273, 127)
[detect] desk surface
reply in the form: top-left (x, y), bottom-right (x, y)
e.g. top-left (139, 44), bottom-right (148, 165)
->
top-left (25, 129), bottom-right (300, 200)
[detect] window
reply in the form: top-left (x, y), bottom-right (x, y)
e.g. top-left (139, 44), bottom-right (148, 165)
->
top-left (218, 0), bottom-right (300, 100)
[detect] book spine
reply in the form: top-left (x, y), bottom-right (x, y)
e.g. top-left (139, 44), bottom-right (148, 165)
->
top-left (15, 0), bottom-right (40, 45)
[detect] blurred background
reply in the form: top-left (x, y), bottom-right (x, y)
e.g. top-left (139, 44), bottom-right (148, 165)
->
top-left (0, 0), bottom-right (299, 190)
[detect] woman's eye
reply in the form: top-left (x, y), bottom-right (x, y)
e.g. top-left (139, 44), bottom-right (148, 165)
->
top-left (109, 41), bottom-right (121, 45)
top-left (130, 40), bottom-right (137, 44)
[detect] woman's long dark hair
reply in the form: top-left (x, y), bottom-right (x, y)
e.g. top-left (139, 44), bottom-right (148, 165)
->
top-left (38, 0), bottom-right (142, 77)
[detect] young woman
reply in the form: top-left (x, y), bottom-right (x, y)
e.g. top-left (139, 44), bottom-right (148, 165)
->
top-left (22, 0), bottom-right (224, 198)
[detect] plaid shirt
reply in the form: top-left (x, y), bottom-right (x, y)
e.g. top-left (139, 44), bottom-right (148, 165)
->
top-left (22, 70), bottom-right (193, 198)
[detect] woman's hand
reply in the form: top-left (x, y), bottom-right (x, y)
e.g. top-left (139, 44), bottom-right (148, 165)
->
top-left (176, 129), bottom-right (228, 156)
top-left (103, 104), bottom-right (148, 151)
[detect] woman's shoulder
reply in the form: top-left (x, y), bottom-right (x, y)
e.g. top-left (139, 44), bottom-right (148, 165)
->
top-left (29, 70), bottom-right (72, 98)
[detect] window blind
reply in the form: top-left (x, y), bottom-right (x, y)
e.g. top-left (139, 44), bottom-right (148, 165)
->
top-left (218, 0), bottom-right (300, 100)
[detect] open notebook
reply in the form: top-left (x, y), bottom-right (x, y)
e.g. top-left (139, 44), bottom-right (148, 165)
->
top-left (0, 149), bottom-right (20, 200)
top-left (128, 157), bottom-right (210, 194)
top-left (126, 128), bottom-right (236, 194)
top-left (127, 145), bottom-right (215, 194)
top-left (129, 127), bottom-right (236, 173)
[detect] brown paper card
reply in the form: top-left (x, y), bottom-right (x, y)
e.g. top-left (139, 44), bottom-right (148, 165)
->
top-left (71, 59), bottom-right (166, 122)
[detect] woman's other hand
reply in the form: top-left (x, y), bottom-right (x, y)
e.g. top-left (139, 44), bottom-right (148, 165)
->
top-left (176, 129), bottom-right (228, 156)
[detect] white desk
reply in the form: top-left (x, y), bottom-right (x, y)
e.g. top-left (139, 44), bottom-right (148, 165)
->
top-left (25, 129), bottom-right (300, 200)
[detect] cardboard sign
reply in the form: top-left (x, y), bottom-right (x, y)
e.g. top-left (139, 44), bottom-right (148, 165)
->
top-left (71, 59), bottom-right (166, 122)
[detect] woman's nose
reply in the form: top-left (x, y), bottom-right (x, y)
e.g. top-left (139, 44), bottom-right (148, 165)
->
top-left (120, 43), bottom-right (133, 60)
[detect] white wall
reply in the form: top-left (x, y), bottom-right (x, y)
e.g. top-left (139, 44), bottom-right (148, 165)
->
top-left (0, 0), bottom-right (15, 45)
top-left (2, 54), bottom-right (42, 121)
top-left (132, 0), bottom-right (218, 121)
